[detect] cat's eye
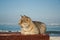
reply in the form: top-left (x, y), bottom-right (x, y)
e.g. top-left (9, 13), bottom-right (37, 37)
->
top-left (21, 20), bottom-right (23, 23)
top-left (26, 19), bottom-right (29, 21)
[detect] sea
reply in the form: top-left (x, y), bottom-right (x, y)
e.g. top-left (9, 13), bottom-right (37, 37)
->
top-left (0, 24), bottom-right (60, 36)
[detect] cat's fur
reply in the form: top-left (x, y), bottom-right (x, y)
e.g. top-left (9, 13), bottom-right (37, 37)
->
top-left (19, 15), bottom-right (46, 35)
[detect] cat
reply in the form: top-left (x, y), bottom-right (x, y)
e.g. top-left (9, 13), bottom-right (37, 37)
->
top-left (18, 15), bottom-right (46, 35)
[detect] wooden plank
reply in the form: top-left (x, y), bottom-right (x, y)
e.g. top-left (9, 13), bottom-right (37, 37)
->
top-left (0, 32), bottom-right (49, 40)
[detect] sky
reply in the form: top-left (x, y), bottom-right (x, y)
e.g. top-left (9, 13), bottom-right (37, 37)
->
top-left (0, 0), bottom-right (60, 25)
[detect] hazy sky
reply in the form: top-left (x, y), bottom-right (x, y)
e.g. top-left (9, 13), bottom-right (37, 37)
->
top-left (0, 0), bottom-right (60, 25)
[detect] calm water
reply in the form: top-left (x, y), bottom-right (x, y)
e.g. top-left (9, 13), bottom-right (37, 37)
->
top-left (0, 25), bottom-right (21, 32)
top-left (0, 25), bottom-right (60, 36)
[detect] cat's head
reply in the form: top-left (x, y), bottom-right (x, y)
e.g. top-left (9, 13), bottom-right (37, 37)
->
top-left (19, 15), bottom-right (32, 28)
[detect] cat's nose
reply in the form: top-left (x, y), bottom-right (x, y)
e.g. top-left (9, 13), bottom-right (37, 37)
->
top-left (24, 23), bottom-right (26, 25)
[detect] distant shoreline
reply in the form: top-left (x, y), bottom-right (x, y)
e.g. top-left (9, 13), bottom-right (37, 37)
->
top-left (0, 31), bottom-right (60, 34)
top-left (46, 31), bottom-right (60, 34)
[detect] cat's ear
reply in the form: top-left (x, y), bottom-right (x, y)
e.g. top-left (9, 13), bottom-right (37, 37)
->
top-left (20, 15), bottom-right (23, 18)
top-left (24, 15), bottom-right (25, 16)
top-left (24, 15), bottom-right (28, 18)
